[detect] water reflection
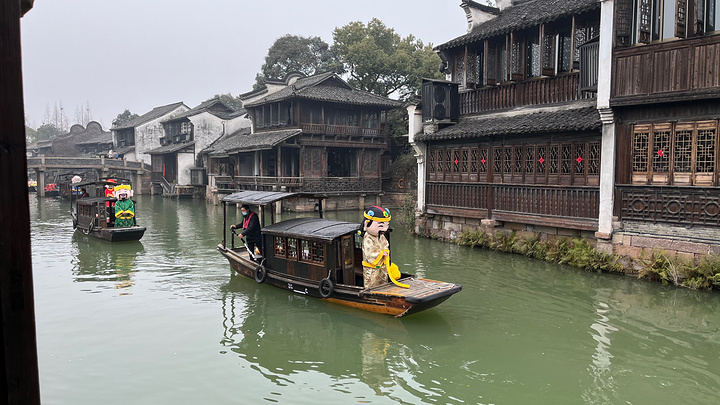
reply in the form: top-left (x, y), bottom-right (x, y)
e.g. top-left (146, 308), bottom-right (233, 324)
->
top-left (71, 233), bottom-right (144, 294)
top-left (218, 273), bottom-right (464, 403)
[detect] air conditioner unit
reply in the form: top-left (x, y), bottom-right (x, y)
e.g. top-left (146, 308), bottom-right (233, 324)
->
top-left (422, 79), bottom-right (459, 123)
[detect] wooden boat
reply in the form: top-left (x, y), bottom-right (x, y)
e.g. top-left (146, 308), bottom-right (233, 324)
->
top-left (28, 180), bottom-right (37, 192)
top-left (70, 179), bottom-right (145, 242)
top-left (217, 191), bottom-right (462, 317)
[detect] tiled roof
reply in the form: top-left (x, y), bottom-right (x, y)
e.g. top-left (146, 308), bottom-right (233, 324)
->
top-left (115, 145), bottom-right (135, 155)
top-left (76, 132), bottom-right (113, 145)
top-left (112, 101), bottom-right (187, 130)
top-left (415, 105), bottom-right (601, 141)
top-left (436, 0), bottom-right (600, 51)
top-left (202, 128), bottom-right (300, 156)
top-left (161, 99), bottom-right (245, 123)
top-left (244, 72), bottom-right (402, 109)
top-left (50, 121), bottom-right (112, 155)
top-left (145, 141), bottom-right (195, 155)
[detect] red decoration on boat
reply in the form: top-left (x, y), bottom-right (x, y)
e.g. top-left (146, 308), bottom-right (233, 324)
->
top-left (538, 157), bottom-right (545, 164)
top-left (576, 156), bottom-right (583, 163)
top-left (657, 149), bottom-right (664, 156)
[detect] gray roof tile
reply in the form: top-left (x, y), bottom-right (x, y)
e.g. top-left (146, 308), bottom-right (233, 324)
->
top-left (436, 0), bottom-right (600, 51)
top-left (112, 101), bottom-right (187, 130)
top-left (416, 105), bottom-right (601, 141)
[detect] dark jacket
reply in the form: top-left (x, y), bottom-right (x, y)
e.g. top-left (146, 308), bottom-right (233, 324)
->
top-left (235, 211), bottom-right (261, 243)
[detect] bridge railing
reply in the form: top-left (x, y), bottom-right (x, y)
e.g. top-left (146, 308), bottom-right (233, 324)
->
top-left (27, 156), bottom-right (149, 171)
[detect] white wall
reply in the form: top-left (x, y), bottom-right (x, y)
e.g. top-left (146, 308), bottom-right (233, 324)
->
top-left (177, 151), bottom-right (195, 185)
top-left (134, 105), bottom-right (190, 165)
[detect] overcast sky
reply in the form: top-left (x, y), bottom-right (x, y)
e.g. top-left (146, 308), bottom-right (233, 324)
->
top-left (20, 0), bottom-right (470, 130)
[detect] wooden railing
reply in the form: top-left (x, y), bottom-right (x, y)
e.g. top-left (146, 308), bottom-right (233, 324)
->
top-left (426, 182), bottom-right (599, 230)
top-left (458, 73), bottom-right (593, 115)
top-left (214, 175), bottom-right (381, 194)
top-left (611, 35), bottom-right (720, 105)
top-left (579, 41), bottom-right (599, 93)
top-left (617, 185), bottom-right (720, 227)
top-left (300, 123), bottom-right (380, 137)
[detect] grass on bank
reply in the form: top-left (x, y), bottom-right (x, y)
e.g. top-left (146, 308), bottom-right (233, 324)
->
top-left (455, 229), bottom-right (720, 291)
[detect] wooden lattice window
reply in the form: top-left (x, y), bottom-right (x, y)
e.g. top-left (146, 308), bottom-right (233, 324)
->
top-left (429, 149), bottom-right (436, 174)
top-left (673, 128), bottom-right (693, 172)
top-left (453, 150), bottom-right (461, 173)
top-left (588, 142), bottom-right (600, 175)
top-left (300, 239), bottom-right (324, 264)
top-left (461, 149), bottom-right (469, 173)
top-left (633, 125), bottom-right (650, 173)
top-left (575, 143), bottom-right (587, 175)
top-left (514, 146), bottom-right (523, 174)
top-left (274, 236), bottom-right (286, 258)
top-left (479, 148), bottom-right (488, 174)
top-left (549, 145), bottom-right (559, 174)
top-left (525, 146), bottom-right (535, 175)
top-left (470, 149), bottom-right (478, 173)
top-left (697, 125), bottom-right (716, 173)
top-left (504, 147), bottom-right (512, 174)
top-left (652, 125), bottom-right (671, 173)
top-left (537, 146), bottom-right (547, 174)
top-left (632, 121), bottom-right (719, 185)
top-left (455, 53), bottom-right (465, 85)
top-left (287, 238), bottom-right (298, 259)
top-left (561, 144), bottom-right (572, 175)
top-left (446, 150), bottom-right (453, 172)
top-left (494, 147), bottom-right (503, 173)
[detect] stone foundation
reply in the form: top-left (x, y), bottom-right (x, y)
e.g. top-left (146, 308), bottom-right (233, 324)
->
top-left (415, 212), bottom-right (720, 265)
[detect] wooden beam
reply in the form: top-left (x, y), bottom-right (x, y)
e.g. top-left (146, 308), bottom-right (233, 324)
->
top-left (0, 0), bottom-right (41, 403)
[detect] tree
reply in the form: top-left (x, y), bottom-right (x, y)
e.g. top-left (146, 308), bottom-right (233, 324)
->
top-left (112, 109), bottom-right (140, 127)
top-left (206, 93), bottom-right (243, 111)
top-left (36, 123), bottom-right (62, 141)
top-left (332, 18), bottom-right (444, 99)
top-left (74, 100), bottom-right (93, 126)
top-left (25, 126), bottom-right (38, 145)
top-left (254, 34), bottom-right (342, 89)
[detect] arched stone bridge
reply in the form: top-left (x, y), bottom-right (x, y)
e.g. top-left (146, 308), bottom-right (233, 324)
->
top-left (27, 156), bottom-right (150, 196)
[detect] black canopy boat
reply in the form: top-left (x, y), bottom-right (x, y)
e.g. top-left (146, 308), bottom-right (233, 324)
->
top-left (217, 191), bottom-right (461, 317)
top-left (70, 178), bottom-right (145, 242)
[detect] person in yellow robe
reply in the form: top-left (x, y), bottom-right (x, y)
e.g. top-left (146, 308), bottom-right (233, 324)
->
top-left (361, 206), bottom-right (391, 288)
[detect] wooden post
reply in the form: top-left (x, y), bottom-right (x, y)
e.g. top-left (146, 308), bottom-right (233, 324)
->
top-left (0, 0), bottom-right (41, 403)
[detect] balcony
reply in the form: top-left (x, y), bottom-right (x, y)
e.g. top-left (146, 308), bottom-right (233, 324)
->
top-left (458, 73), bottom-right (593, 115)
top-left (611, 35), bottom-right (720, 106)
top-left (216, 175), bottom-right (381, 194)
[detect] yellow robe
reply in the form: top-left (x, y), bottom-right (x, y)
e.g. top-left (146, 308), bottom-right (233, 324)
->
top-left (362, 233), bottom-right (389, 288)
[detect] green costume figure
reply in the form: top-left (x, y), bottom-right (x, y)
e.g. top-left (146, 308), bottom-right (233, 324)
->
top-left (113, 184), bottom-right (135, 227)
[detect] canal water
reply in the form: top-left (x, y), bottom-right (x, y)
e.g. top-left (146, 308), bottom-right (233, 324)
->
top-left (30, 194), bottom-right (720, 404)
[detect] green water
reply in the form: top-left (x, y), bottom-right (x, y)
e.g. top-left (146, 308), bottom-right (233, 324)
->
top-left (30, 194), bottom-right (720, 404)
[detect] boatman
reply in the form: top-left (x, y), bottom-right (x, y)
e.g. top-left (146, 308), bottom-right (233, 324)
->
top-left (231, 205), bottom-right (262, 261)
top-left (361, 205), bottom-right (391, 288)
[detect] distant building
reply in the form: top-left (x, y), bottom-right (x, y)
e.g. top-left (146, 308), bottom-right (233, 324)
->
top-left (145, 99), bottom-right (250, 196)
top-left (46, 121), bottom-right (114, 157)
top-left (110, 102), bottom-right (189, 165)
top-left (202, 72), bottom-right (402, 209)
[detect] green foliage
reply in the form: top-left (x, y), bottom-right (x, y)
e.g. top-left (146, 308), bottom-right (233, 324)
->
top-left (254, 34), bottom-right (342, 89)
top-left (36, 123), bottom-right (62, 141)
top-left (25, 125), bottom-right (38, 145)
top-left (332, 18), bottom-right (444, 99)
top-left (207, 93), bottom-right (244, 111)
top-left (112, 109), bottom-right (140, 127)
top-left (395, 194), bottom-right (416, 228)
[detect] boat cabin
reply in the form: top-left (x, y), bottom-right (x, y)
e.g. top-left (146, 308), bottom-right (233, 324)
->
top-left (71, 178), bottom-right (145, 242)
top-left (263, 217), bottom-right (364, 287)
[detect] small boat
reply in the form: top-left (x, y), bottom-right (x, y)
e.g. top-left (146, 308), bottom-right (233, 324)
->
top-left (28, 180), bottom-right (37, 192)
top-left (71, 179), bottom-right (145, 242)
top-left (217, 191), bottom-right (461, 317)
top-left (44, 183), bottom-right (60, 197)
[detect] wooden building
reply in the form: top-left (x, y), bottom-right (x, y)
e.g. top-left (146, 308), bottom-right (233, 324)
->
top-left (202, 72), bottom-right (402, 209)
top-left (412, 0), bottom-right (605, 238)
top-left (411, 0), bottom-right (720, 260)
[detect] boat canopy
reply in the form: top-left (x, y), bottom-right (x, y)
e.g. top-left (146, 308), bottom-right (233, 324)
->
top-left (76, 196), bottom-right (115, 205)
top-left (222, 191), bottom-right (310, 206)
top-left (75, 178), bottom-right (131, 187)
top-left (262, 218), bottom-right (361, 243)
